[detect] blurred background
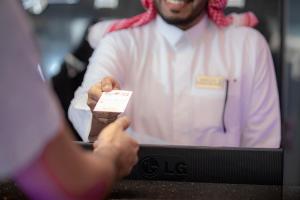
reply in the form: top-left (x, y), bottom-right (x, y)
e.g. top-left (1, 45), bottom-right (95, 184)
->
top-left (24, 0), bottom-right (145, 139)
top-left (21, 0), bottom-right (300, 196)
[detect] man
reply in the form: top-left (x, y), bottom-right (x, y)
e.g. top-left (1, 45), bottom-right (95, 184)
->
top-left (0, 1), bottom-right (138, 199)
top-left (69, 0), bottom-right (281, 147)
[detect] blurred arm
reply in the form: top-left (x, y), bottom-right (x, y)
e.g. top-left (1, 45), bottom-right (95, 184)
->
top-left (15, 124), bottom-right (115, 200)
top-left (15, 118), bottom-right (138, 200)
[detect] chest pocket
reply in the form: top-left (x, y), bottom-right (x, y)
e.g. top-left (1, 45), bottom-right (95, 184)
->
top-left (190, 86), bottom-right (227, 133)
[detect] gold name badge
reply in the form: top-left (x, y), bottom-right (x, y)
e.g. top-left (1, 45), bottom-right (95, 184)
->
top-left (196, 75), bottom-right (225, 89)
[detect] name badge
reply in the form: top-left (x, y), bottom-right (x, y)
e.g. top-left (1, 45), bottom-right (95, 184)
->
top-left (196, 75), bottom-right (225, 89)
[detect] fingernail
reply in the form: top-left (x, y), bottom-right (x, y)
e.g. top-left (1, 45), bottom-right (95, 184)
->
top-left (93, 140), bottom-right (98, 148)
top-left (103, 84), bottom-right (112, 91)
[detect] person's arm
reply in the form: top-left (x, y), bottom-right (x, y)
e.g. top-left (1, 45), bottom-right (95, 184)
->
top-left (241, 33), bottom-right (281, 148)
top-left (1, 1), bottom-right (138, 198)
top-left (68, 33), bottom-right (129, 142)
top-left (15, 117), bottom-right (138, 200)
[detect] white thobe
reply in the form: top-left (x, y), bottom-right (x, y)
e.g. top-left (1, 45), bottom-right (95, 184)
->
top-left (69, 15), bottom-right (281, 148)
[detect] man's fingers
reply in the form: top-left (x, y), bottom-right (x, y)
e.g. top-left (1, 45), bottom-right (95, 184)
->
top-left (87, 82), bottom-right (103, 110)
top-left (101, 77), bottom-right (114, 91)
top-left (101, 76), bottom-right (120, 92)
top-left (87, 99), bottom-right (97, 110)
top-left (88, 84), bottom-right (102, 101)
top-left (88, 77), bottom-right (121, 112)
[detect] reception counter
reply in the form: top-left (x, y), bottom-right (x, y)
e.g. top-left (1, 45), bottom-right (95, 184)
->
top-left (0, 180), bottom-right (281, 200)
top-left (111, 180), bottom-right (281, 200)
top-left (0, 144), bottom-right (285, 199)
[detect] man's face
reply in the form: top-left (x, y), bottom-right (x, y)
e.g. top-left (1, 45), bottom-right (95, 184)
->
top-left (154, 0), bottom-right (209, 29)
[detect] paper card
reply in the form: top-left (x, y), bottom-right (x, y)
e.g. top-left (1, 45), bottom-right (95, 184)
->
top-left (94, 90), bottom-right (132, 113)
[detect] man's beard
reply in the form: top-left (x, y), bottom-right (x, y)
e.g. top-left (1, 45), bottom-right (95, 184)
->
top-left (159, 12), bottom-right (202, 26)
top-left (156, 5), bottom-right (206, 27)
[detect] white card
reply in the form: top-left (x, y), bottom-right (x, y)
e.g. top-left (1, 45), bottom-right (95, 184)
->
top-left (94, 90), bottom-right (132, 113)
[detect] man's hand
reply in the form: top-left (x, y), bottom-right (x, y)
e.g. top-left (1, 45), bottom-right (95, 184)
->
top-left (87, 76), bottom-right (121, 141)
top-left (93, 117), bottom-right (139, 179)
top-left (87, 76), bottom-right (121, 119)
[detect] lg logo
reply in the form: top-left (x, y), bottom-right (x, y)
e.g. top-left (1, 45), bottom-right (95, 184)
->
top-left (140, 157), bottom-right (160, 178)
top-left (139, 156), bottom-right (188, 179)
top-left (164, 161), bottom-right (187, 175)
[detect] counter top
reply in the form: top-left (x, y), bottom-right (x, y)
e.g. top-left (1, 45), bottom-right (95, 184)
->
top-left (110, 180), bottom-right (281, 200)
top-left (0, 180), bottom-right (282, 200)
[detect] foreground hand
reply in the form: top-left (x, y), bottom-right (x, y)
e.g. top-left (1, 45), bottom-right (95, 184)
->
top-left (93, 117), bottom-right (139, 179)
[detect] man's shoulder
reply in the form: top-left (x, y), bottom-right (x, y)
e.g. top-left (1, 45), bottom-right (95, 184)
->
top-left (103, 20), bottom-right (156, 41)
top-left (220, 25), bottom-right (268, 47)
top-left (225, 25), bottom-right (261, 37)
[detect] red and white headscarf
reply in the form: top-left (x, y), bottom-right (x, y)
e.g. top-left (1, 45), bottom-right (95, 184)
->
top-left (107, 0), bottom-right (258, 33)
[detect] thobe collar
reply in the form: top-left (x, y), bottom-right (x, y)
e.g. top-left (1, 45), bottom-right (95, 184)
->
top-left (156, 13), bottom-right (209, 49)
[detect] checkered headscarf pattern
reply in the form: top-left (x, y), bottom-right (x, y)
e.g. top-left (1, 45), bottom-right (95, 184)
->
top-left (107, 0), bottom-right (258, 33)
top-left (208, 0), bottom-right (258, 27)
top-left (107, 0), bottom-right (156, 32)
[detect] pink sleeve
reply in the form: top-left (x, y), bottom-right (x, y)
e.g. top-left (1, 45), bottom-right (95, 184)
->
top-left (0, 0), bottom-right (61, 178)
top-left (14, 152), bottom-right (106, 200)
